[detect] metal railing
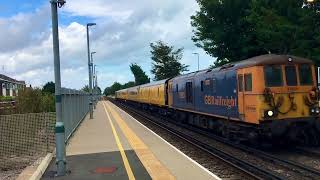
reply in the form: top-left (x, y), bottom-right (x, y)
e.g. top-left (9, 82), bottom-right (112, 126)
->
top-left (61, 88), bottom-right (90, 141)
top-left (92, 91), bottom-right (101, 109)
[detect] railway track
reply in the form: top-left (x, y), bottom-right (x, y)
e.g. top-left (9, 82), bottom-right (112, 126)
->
top-left (112, 99), bottom-right (320, 180)
top-left (294, 147), bottom-right (320, 158)
top-left (167, 114), bottom-right (320, 179)
top-left (174, 119), bottom-right (320, 178)
top-left (177, 121), bottom-right (320, 179)
top-left (113, 100), bottom-right (283, 180)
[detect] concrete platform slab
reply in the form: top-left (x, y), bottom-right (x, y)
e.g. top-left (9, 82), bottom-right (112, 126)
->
top-left (42, 101), bottom-right (220, 180)
top-left (43, 151), bottom-right (150, 180)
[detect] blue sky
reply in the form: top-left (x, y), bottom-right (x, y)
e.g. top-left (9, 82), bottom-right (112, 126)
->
top-left (0, 0), bottom-right (215, 90)
top-left (0, 0), bottom-right (42, 17)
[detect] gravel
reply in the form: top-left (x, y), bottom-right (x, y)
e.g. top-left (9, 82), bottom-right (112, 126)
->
top-left (0, 155), bottom-right (43, 180)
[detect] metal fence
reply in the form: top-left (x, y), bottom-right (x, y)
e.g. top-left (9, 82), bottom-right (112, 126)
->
top-left (61, 88), bottom-right (90, 141)
top-left (0, 112), bottom-right (56, 169)
top-left (0, 88), bottom-right (96, 174)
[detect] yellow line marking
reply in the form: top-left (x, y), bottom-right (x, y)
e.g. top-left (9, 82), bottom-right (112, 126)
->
top-left (102, 102), bottom-right (135, 180)
top-left (105, 101), bottom-right (175, 180)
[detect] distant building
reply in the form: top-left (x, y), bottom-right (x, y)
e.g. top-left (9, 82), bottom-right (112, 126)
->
top-left (0, 74), bottom-right (26, 97)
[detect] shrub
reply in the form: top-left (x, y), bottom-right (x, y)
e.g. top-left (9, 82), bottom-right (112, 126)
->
top-left (0, 96), bottom-right (15, 102)
top-left (15, 88), bottom-right (55, 113)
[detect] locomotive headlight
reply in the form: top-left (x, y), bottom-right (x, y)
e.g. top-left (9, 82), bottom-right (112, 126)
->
top-left (267, 110), bottom-right (274, 117)
top-left (264, 110), bottom-right (275, 118)
top-left (310, 108), bottom-right (319, 115)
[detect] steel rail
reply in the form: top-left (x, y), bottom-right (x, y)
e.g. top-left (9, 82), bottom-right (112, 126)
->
top-left (294, 147), bottom-right (320, 158)
top-left (155, 111), bottom-right (320, 178)
top-left (114, 100), bottom-right (283, 180)
top-left (170, 118), bottom-right (320, 178)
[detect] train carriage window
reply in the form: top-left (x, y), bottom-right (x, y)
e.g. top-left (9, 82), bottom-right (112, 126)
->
top-left (238, 74), bottom-right (243, 92)
top-left (285, 66), bottom-right (297, 86)
top-left (204, 79), bottom-right (210, 86)
top-left (201, 81), bottom-right (204, 92)
top-left (244, 74), bottom-right (252, 91)
top-left (204, 78), bottom-right (216, 93)
top-left (264, 65), bottom-right (283, 87)
top-left (212, 78), bottom-right (217, 93)
top-left (299, 64), bottom-right (313, 85)
top-left (186, 82), bottom-right (193, 103)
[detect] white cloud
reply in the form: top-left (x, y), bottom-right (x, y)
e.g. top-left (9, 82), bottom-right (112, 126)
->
top-left (0, 0), bottom-right (215, 90)
top-left (0, 6), bottom-right (50, 52)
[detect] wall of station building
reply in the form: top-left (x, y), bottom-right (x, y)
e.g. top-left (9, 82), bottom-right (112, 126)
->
top-left (0, 81), bottom-right (25, 97)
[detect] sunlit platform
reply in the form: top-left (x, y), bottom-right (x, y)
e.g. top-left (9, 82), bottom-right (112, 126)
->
top-left (42, 101), bottom-right (219, 180)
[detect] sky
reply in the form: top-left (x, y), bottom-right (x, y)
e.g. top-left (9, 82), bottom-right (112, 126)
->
top-left (0, 0), bottom-right (215, 90)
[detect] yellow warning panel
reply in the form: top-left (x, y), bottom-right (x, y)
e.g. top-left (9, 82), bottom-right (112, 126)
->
top-left (104, 101), bottom-right (175, 180)
top-left (103, 102), bottom-right (135, 180)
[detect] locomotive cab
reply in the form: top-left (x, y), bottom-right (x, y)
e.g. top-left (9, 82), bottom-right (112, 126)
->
top-left (237, 55), bottom-right (320, 144)
top-left (261, 63), bottom-right (318, 120)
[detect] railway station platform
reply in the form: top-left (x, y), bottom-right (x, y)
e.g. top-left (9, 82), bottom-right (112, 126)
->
top-left (42, 100), bottom-right (220, 180)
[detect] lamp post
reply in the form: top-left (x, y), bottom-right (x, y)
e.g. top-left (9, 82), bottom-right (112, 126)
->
top-left (305, 0), bottom-right (320, 9)
top-left (96, 70), bottom-right (98, 93)
top-left (93, 65), bottom-right (97, 89)
top-left (50, 0), bottom-right (66, 176)
top-left (192, 52), bottom-right (200, 71)
top-left (86, 23), bottom-right (96, 119)
top-left (92, 64), bottom-right (95, 98)
top-left (93, 64), bottom-right (97, 109)
top-left (91, 52), bottom-right (96, 91)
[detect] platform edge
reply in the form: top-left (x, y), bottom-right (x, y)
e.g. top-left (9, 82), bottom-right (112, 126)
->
top-left (17, 153), bottom-right (53, 180)
top-left (111, 102), bottom-right (222, 180)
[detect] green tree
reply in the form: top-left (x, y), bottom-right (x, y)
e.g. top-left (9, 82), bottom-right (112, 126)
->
top-left (150, 41), bottom-right (188, 80)
top-left (81, 85), bottom-right (90, 93)
top-left (122, 81), bottom-right (135, 88)
top-left (96, 86), bottom-right (102, 94)
top-left (130, 63), bottom-right (150, 85)
top-left (191, 0), bottom-right (320, 66)
top-left (42, 81), bottom-right (55, 94)
top-left (247, 0), bottom-right (320, 64)
top-left (103, 82), bottom-right (123, 96)
top-left (103, 87), bottom-right (111, 96)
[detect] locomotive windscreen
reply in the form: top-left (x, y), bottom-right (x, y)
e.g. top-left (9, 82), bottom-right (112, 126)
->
top-left (299, 64), bottom-right (313, 85)
top-left (285, 66), bottom-right (297, 86)
top-left (264, 65), bottom-right (283, 87)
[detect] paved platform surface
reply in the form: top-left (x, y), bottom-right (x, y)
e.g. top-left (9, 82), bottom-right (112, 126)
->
top-left (42, 100), bottom-right (220, 180)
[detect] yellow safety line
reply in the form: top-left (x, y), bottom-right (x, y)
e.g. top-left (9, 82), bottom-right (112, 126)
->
top-left (102, 102), bottom-right (135, 180)
top-left (105, 101), bottom-right (175, 180)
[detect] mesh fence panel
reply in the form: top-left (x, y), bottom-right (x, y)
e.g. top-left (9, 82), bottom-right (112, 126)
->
top-left (0, 88), bottom-right (95, 172)
top-left (0, 112), bottom-right (56, 170)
